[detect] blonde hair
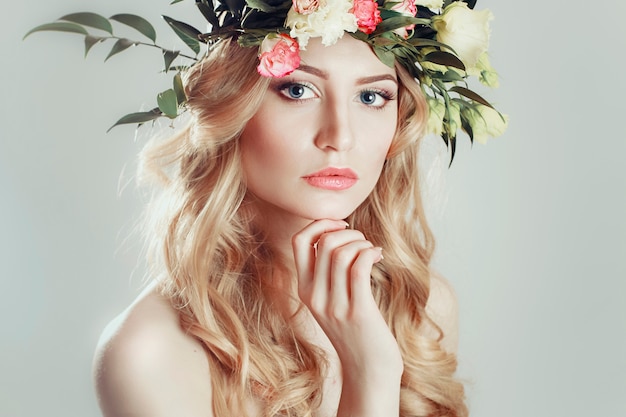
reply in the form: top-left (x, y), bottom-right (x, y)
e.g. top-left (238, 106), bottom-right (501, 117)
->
top-left (140, 38), bottom-right (467, 417)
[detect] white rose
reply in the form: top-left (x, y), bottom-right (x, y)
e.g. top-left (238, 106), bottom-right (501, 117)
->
top-left (415, 0), bottom-right (443, 9)
top-left (432, 2), bottom-right (493, 69)
top-left (462, 104), bottom-right (508, 144)
top-left (286, 0), bottom-right (357, 48)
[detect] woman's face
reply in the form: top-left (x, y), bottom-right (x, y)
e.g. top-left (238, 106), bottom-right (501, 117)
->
top-left (240, 35), bottom-right (398, 224)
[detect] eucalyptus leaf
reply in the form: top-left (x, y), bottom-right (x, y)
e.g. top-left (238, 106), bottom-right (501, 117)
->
top-left (448, 135), bottom-right (457, 166)
top-left (110, 14), bottom-right (157, 42)
top-left (373, 47), bottom-right (395, 68)
top-left (157, 89), bottom-right (179, 118)
top-left (107, 109), bottom-right (162, 132)
top-left (460, 113), bottom-right (474, 144)
top-left (105, 38), bottom-right (136, 61)
top-left (450, 86), bottom-right (493, 108)
top-left (372, 17), bottom-right (429, 35)
top-left (424, 51), bottom-right (465, 70)
top-left (60, 12), bottom-right (113, 34)
top-left (246, 0), bottom-right (291, 13)
top-left (173, 73), bottom-right (187, 105)
top-left (162, 15), bottom-right (202, 54)
top-left (23, 22), bottom-right (88, 39)
top-left (196, 0), bottom-right (220, 27)
top-left (163, 50), bottom-right (181, 72)
top-left (171, 0), bottom-right (185, 4)
top-left (84, 35), bottom-right (104, 57)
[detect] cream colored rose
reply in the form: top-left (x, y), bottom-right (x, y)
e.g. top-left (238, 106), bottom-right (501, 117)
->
top-left (426, 97), bottom-right (446, 136)
top-left (416, 0), bottom-right (443, 9)
top-left (461, 104), bottom-right (508, 144)
top-left (432, 2), bottom-right (493, 69)
top-left (286, 0), bottom-right (357, 48)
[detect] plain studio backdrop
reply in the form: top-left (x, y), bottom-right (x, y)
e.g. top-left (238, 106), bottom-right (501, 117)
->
top-left (1, 0), bottom-right (624, 416)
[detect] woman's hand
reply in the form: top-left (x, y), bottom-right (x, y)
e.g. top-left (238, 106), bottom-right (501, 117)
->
top-left (292, 219), bottom-right (403, 416)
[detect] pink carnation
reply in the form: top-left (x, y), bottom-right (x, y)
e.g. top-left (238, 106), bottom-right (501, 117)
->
top-left (257, 34), bottom-right (301, 78)
top-left (352, 0), bottom-right (381, 34)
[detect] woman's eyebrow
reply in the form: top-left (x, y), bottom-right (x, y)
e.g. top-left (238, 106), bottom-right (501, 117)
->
top-left (356, 74), bottom-right (398, 86)
top-left (297, 65), bottom-right (329, 79)
top-left (297, 65), bottom-right (398, 86)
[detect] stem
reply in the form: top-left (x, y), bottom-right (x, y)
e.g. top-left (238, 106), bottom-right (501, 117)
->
top-left (100, 35), bottom-right (199, 62)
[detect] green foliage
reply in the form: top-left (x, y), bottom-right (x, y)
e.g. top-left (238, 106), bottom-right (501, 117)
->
top-left (60, 12), bottom-right (113, 34)
top-left (162, 16), bottom-right (202, 55)
top-left (23, 22), bottom-right (87, 39)
top-left (110, 14), bottom-right (157, 42)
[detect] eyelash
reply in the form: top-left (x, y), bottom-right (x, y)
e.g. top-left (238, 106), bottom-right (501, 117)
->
top-left (274, 81), bottom-right (397, 109)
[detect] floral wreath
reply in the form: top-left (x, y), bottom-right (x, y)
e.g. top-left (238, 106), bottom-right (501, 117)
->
top-left (25, 0), bottom-right (507, 163)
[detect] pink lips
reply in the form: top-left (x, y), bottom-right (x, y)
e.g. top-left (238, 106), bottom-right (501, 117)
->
top-left (303, 167), bottom-right (358, 190)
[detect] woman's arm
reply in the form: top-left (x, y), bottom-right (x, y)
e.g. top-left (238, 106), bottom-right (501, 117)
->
top-left (292, 219), bottom-right (404, 417)
top-left (93, 290), bottom-right (213, 417)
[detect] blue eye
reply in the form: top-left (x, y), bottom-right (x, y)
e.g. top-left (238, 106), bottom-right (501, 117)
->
top-left (361, 91), bottom-right (377, 105)
top-left (287, 84), bottom-right (305, 99)
top-left (278, 82), bottom-right (316, 101)
top-left (360, 90), bottom-right (386, 107)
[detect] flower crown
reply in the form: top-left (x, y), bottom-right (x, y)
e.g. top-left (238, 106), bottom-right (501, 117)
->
top-left (25, 0), bottom-right (507, 163)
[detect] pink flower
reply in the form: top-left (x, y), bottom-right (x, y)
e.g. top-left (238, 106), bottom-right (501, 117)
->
top-left (257, 34), bottom-right (301, 78)
top-left (351, 0), bottom-right (381, 34)
top-left (390, 0), bottom-right (417, 38)
top-left (292, 0), bottom-right (326, 15)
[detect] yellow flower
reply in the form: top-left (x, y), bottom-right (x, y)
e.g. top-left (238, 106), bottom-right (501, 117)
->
top-left (426, 96), bottom-right (446, 136)
top-left (446, 100), bottom-right (462, 136)
top-left (461, 104), bottom-right (508, 144)
top-left (432, 2), bottom-right (493, 69)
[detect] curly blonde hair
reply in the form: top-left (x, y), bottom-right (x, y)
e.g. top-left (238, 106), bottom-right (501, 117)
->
top-left (139, 38), bottom-right (467, 417)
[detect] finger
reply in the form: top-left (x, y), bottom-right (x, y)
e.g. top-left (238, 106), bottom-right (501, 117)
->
top-left (328, 240), bottom-right (374, 315)
top-left (308, 228), bottom-right (368, 313)
top-left (349, 247), bottom-right (383, 305)
top-left (292, 219), bottom-right (348, 298)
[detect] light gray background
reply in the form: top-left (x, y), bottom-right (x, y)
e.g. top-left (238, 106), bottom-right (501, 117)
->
top-left (2, 0), bottom-right (625, 416)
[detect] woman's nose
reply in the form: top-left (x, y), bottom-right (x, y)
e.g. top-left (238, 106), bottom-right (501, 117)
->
top-left (313, 100), bottom-right (355, 152)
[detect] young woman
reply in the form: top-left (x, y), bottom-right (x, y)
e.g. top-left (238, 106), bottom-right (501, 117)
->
top-left (27, 1), bottom-right (504, 416)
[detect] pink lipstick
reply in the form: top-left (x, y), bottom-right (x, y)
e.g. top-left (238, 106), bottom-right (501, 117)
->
top-left (303, 167), bottom-right (358, 190)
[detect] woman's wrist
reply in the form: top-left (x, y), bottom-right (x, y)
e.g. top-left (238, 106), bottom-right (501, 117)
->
top-left (336, 366), bottom-right (403, 417)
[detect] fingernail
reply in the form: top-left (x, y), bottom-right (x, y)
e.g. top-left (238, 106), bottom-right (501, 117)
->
top-left (376, 247), bottom-right (384, 261)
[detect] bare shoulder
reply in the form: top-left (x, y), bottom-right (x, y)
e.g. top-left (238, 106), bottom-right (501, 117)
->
top-left (93, 281), bottom-right (213, 417)
top-left (420, 274), bottom-right (460, 354)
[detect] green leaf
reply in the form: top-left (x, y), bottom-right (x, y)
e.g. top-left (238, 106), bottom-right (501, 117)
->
top-left (23, 22), bottom-right (88, 39)
top-left (107, 108), bottom-right (163, 132)
top-left (246, 0), bottom-right (292, 13)
top-left (373, 46), bottom-right (395, 68)
top-left (105, 38), bottom-right (135, 61)
top-left (173, 73), bottom-right (187, 106)
top-left (162, 15), bottom-right (201, 54)
top-left (372, 16), bottom-right (430, 35)
top-left (196, 0), bottom-right (220, 27)
top-left (408, 38), bottom-right (452, 50)
top-left (110, 14), bottom-right (157, 42)
top-left (157, 89), bottom-right (179, 118)
top-left (450, 86), bottom-right (493, 108)
top-left (163, 50), bottom-right (181, 72)
top-left (424, 51), bottom-right (465, 70)
top-left (60, 12), bottom-right (113, 34)
top-left (84, 35), bottom-right (104, 57)
top-left (170, 0), bottom-right (185, 4)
